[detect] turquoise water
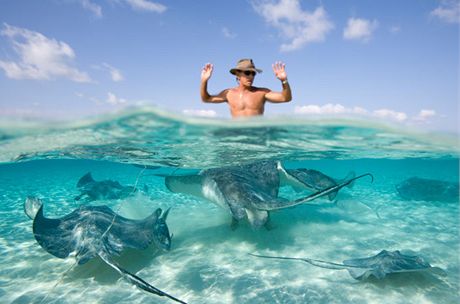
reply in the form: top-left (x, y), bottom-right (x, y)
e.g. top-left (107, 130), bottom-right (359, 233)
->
top-left (0, 108), bottom-right (459, 304)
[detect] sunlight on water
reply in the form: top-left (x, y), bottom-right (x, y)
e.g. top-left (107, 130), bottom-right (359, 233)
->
top-left (0, 108), bottom-right (458, 304)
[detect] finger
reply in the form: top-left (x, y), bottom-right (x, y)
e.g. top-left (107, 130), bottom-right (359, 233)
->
top-left (276, 62), bottom-right (284, 71)
top-left (275, 61), bottom-right (282, 71)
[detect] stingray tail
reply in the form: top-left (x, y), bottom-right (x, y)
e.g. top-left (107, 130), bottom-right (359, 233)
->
top-left (294, 173), bottom-right (374, 205)
top-left (328, 171), bottom-right (356, 201)
top-left (341, 171), bottom-right (356, 189)
top-left (249, 253), bottom-right (368, 271)
top-left (259, 173), bottom-right (373, 211)
top-left (98, 254), bottom-right (188, 304)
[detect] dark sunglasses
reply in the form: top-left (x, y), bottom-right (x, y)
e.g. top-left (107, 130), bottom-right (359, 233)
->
top-left (241, 70), bottom-right (256, 77)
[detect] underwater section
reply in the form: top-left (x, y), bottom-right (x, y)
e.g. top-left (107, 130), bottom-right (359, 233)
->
top-left (0, 108), bottom-right (458, 303)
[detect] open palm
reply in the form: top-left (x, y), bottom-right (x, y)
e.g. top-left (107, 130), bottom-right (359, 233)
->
top-left (201, 63), bottom-right (213, 82)
top-left (272, 61), bottom-right (287, 81)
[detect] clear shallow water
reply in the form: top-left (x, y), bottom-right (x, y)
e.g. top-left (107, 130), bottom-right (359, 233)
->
top-left (0, 108), bottom-right (459, 304)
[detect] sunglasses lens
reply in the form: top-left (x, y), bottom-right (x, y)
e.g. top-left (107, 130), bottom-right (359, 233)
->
top-left (244, 71), bottom-right (255, 76)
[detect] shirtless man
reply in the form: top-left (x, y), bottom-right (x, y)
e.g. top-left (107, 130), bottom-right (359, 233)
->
top-left (200, 59), bottom-right (292, 117)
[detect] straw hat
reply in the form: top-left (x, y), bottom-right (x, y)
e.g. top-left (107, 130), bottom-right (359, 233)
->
top-left (229, 59), bottom-right (263, 75)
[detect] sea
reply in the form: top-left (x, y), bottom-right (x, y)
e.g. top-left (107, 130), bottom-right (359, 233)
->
top-left (0, 107), bottom-right (459, 304)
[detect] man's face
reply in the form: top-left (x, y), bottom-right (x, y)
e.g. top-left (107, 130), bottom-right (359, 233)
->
top-left (238, 70), bottom-right (256, 85)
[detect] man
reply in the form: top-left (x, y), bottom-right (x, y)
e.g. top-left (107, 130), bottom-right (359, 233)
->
top-left (200, 59), bottom-right (292, 117)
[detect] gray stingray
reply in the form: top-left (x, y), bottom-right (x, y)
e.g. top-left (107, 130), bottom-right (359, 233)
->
top-left (284, 168), bottom-right (356, 201)
top-left (24, 197), bottom-right (186, 304)
top-left (75, 172), bottom-right (139, 202)
top-left (250, 250), bottom-right (444, 280)
top-left (165, 161), bottom-right (373, 229)
top-left (396, 177), bottom-right (459, 203)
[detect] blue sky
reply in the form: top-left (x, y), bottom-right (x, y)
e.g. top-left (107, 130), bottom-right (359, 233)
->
top-left (0, 0), bottom-right (458, 131)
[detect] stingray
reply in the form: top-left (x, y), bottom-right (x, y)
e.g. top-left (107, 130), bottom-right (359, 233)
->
top-left (165, 161), bottom-right (373, 229)
top-left (75, 172), bottom-right (139, 202)
top-left (24, 196), bottom-right (186, 304)
top-left (396, 177), bottom-right (459, 203)
top-left (283, 168), bottom-right (356, 201)
top-left (250, 250), bottom-right (444, 280)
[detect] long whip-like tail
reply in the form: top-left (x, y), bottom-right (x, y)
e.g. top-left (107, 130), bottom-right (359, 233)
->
top-left (249, 253), bottom-right (368, 270)
top-left (294, 173), bottom-right (374, 205)
top-left (99, 254), bottom-right (188, 304)
top-left (257, 173), bottom-right (374, 211)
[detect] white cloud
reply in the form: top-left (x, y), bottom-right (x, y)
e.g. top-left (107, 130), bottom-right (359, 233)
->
top-left (295, 104), bottom-right (368, 115)
top-left (76, 0), bottom-right (166, 15)
top-left (76, 91), bottom-right (131, 106)
top-left (431, 0), bottom-right (460, 23)
top-left (79, 0), bottom-right (102, 17)
top-left (222, 27), bottom-right (237, 39)
top-left (294, 103), bottom-right (438, 124)
top-left (373, 109), bottom-right (407, 121)
top-left (123, 0), bottom-right (167, 13)
top-left (183, 109), bottom-right (218, 117)
top-left (343, 18), bottom-right (378, 41)
top-left (252, 0), bottom-right (334, 52)
top-left (102, 63), bottom-right (124, 82)
top-left (106, 92), bottom-right (127, 105)
top-left (92, 63), bottom-right (124, 81)
top-left (413, 109), bottom-right (436, 121)
top-left (0, 24), bottom-right (91, 82)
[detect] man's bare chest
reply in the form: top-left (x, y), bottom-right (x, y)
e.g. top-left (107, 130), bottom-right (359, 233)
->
top-left (227, 90), bottom-right (265, 109)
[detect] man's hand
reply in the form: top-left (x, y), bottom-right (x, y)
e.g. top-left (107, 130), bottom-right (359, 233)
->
top-left (201, 63), bottom-right (213, 82)
top-left (272, 61), bottom-right (287, 82)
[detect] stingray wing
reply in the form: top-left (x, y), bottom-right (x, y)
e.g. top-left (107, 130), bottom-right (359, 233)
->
top-left (208, 168), bottom-right (277, 218)
top-left (284, 169), bottom-right (329, 190)
top-left (284, 168), bottom-right (353, 201)
top-left (165, 174), bottom-right (206, 199)
top-left (240, 161), bottom-right (281, 197)
top-left (343, 267), bottom-right (376, 280)
top-left (32, 205), bottom-right (80, 259)
top-left (164, 170), bottom-right (265, 221)
top-left (77, 172), bottom-right (95, 188)
top-left (33, 205), bottom-right (163, 265)
top-left (343, 250), bottom-right (436, 280)
top-left (107, 208), bottom-right (160, 251)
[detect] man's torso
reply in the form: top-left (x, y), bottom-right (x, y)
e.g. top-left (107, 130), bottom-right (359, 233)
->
top-left (226, 87), bottom-right (270, 117)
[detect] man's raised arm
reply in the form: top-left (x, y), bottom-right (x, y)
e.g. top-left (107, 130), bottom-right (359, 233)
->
top-left (201, 63), bottom-right (228, 103)
top-left (265, 61), bottom-right (292, 103)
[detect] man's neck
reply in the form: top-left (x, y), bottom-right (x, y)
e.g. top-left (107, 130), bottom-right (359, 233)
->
top-left (237, 83), bottom-right (253, 91)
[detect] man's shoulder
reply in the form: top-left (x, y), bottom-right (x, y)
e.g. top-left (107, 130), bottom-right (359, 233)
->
top-left (217, 88), bottom-right (231, 95)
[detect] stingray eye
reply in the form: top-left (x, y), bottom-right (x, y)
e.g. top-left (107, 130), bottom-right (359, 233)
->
top-left (155, 208), bottom-right (162, 217)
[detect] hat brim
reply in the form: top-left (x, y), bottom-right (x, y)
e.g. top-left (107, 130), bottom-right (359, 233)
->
top-left (230, 67), bottom-right (263, 75)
